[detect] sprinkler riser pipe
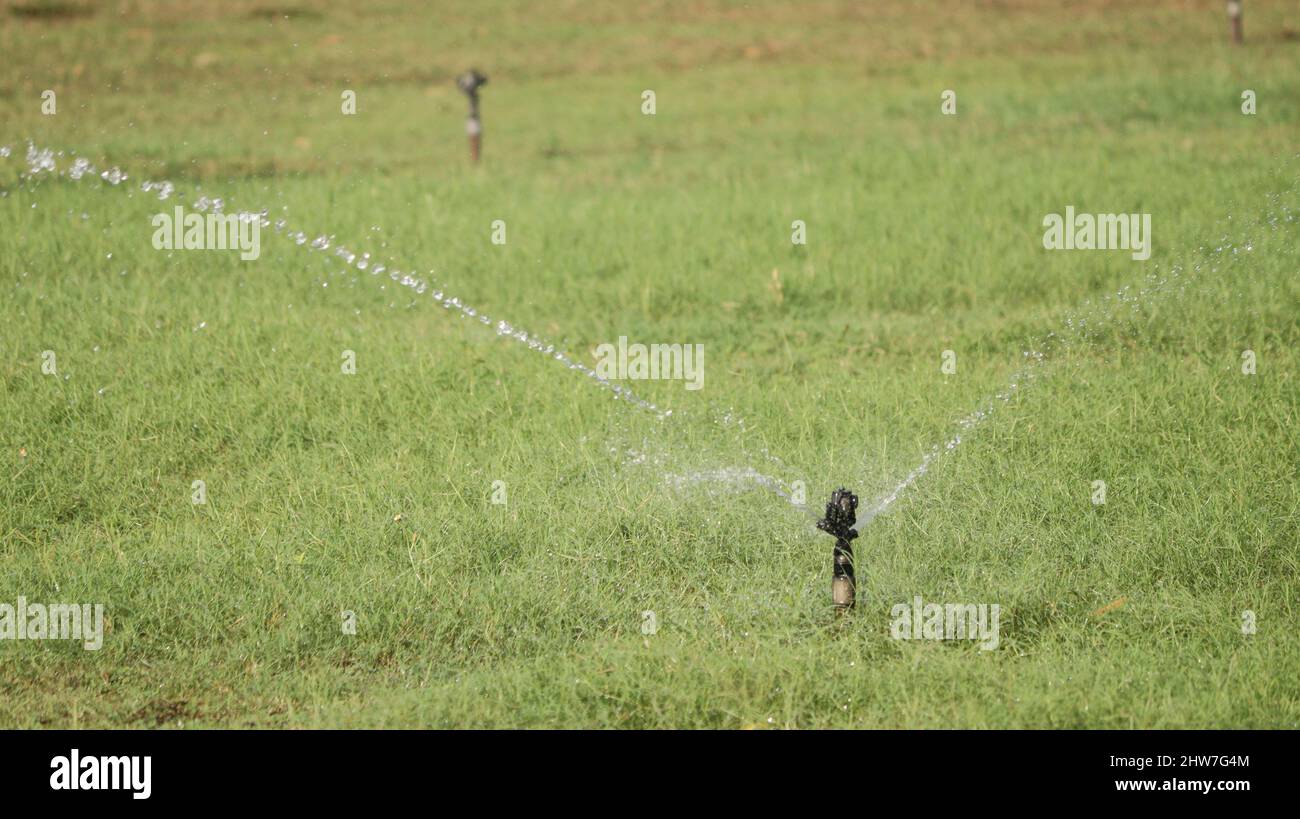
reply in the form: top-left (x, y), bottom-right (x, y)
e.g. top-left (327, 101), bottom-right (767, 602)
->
top-left (832, 542), bottom-right (855, 610)
top-left (467, 118), bottom-right (482, 162)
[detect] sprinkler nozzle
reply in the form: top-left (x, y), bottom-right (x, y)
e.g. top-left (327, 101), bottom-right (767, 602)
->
top-left (817, 488), bottom-right (859, 611)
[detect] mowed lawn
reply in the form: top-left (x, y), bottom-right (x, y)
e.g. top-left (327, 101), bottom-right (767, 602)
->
top-left (0, 1), bottom-right (1297, 727)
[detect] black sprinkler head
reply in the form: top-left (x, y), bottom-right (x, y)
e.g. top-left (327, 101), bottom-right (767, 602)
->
top-left (817, 487), bottom-right (859, 542)
top-left (456, 69), bottom-right (488, 100)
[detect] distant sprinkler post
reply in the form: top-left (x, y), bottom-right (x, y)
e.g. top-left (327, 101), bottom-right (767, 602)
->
top-left (456, 69), bottom-right (488, 162)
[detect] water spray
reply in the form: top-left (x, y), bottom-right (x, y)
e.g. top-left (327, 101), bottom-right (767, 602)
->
top-left (817, 488), bottom-right (859, 612)
top-left (456, 69), bottom-right (488, 162)
top-left (3, 142), bottom-right (668, 415)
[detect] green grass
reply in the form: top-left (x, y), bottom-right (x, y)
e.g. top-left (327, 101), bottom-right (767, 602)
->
top-left (0, 0), bottom-right (1297, 728)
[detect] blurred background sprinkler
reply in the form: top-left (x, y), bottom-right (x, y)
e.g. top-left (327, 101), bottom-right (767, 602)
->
top-left (817, 488), bottom-right (859, 613)
top-left (456, 69), bottom-right (488, 162)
